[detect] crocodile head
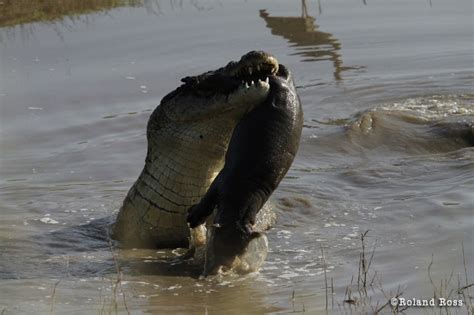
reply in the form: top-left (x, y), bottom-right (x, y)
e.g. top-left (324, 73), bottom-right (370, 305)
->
top-left (157, 51), bottom-right (280, 122)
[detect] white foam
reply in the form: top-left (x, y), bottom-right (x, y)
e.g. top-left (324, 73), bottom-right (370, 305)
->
top-left (166, 284), bottom-right (182, 290)
top-left (40, 217), bottom-right (59, 224)
top-left (278, 271), bottom-right (300, 279)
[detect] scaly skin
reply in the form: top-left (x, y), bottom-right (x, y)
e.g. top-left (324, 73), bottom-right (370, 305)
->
top-left (112, 51), bottom-right (279, 248)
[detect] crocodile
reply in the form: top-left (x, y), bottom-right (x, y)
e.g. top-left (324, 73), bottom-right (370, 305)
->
top-left (111, 51), bottom-right (282, 249)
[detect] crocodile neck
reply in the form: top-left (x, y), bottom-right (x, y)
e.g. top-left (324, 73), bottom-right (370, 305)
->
top-left (113, 107), bottom-right (243, 248)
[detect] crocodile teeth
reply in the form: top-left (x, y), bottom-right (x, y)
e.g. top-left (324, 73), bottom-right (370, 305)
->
top-left (248, 67), bottom-right (253, 75)
top-left (250, 80), bottom-right (254, 86)
top-left (245, 82), bottom-right (250, 88)
top-left (256, 65), bottom-right (261, 71)
top-left (265, 77), bottom-right (269, 84)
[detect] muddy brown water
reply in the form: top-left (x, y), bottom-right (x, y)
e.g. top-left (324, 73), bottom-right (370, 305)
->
top-left (0, 0), bottom-right (473, 314)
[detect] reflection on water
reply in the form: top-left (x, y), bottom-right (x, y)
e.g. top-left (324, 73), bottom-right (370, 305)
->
top-left (259, 0), bottom-right (360, 80)
top-left (2, 0), bottom-right (360, 84)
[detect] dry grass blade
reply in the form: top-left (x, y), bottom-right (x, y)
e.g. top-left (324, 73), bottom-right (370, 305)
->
top-left (288, 290), bottom-right (306, 313)
top-left (320, 243), bottom-right (329, 313)
top-left (458, 283), bottom-right (474, 292)
top-left (50, 280), bottom-right (61, 315)
top-left (359, 230), bottom-right (371, 294)
top-left (427, 254), bottom-right (438, 299)
top-left (331, 277), bottom-right (334, 308)
top-left (461, 242), bottom-right (473, 313)
top-left (107, 233), bottom-right (130, 315)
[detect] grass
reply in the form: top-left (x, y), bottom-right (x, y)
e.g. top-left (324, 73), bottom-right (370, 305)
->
top-left (49, 280), bottom-right (60, 315)
top-left (339, 231), bottom-right (473, 314)
top-left (320, 243), bottom-right (329, 312)
top-left (45, 232), bottom-right (130, 315)
top-left (98, 232), bottom-right (130, 315)
top-left (0, 0), bottom-right (146, 28)
top-left (288, 230), bottom-right (473, 314)
top-left (425, 242), bottom-right (473, 314)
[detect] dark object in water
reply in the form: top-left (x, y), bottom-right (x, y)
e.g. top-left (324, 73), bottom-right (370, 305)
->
top-left (187, 62), bottom-right (304, 275)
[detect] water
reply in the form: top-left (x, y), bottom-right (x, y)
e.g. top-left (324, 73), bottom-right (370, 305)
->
top-left (1, 0), bottom-right (473, 313)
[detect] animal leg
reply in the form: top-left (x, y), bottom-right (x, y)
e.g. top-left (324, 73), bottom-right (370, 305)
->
top-left (187, 184), bottom-right (218, 228)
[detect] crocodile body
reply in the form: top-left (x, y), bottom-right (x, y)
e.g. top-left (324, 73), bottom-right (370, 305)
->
top-left (112, 51), bottom-right (280, 248)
